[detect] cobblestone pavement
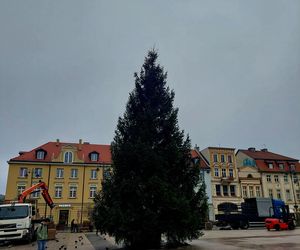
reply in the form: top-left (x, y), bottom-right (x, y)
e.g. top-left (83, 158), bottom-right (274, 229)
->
top-left (0, 229), bottom-right (300, 250)
top-left (188, 229), bottom-right (300, 250)
top-left (0, 232), bottom-right (94, 250)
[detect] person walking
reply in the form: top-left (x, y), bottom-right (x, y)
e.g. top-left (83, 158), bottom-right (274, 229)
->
top-left (36, 218), bottom-right (49, 250)
top-left (71, 219), bottom-right (75, 233)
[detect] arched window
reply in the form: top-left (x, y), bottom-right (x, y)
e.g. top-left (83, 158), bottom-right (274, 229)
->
top-left (64, 152), bottom-right (73, 163)
top-left (247, 174), bottom-right (253, 179)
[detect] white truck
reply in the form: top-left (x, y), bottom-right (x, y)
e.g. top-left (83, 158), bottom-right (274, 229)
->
top-left (0, 181), bottom-right (54, 243)
top-left (0, 203), bottom-right (36, 242)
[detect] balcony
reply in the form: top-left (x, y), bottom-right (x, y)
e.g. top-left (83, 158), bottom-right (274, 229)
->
top-left (221, 176), bottom-right (234, 184)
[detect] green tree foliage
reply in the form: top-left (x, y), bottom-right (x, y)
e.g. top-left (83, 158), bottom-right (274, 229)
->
top-left (93, 50), bottom-right (207, 249)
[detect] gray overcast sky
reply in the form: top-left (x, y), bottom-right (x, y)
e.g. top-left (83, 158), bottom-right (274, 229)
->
top-left (0, 1), bottom-right (299, 194)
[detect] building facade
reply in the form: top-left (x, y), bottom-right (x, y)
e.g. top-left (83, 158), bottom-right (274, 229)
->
top-left (201, 147), bottom-right (242, 217)
top-left (5, 140), bottom-right (111, 227)
top-left (236, 147), bottom-right (300, 212)
top-left (191, 148), bottom-right (214, 221)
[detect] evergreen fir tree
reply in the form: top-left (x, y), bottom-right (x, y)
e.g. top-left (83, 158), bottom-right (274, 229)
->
top-left (93, 50), bottom-right (207, 249)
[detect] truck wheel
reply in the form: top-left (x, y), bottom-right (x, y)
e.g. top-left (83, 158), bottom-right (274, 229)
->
top-left (230, 223), bottom-right (239, 230)
top-left (240, 221), bottom-right (249, 229)
top-left (275, 224), bottom-right (280, 231)
top-left (288, 222), bottom-right (295, 230)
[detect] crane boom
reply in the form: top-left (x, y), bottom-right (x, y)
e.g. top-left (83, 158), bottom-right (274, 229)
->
top-left (18, 180), bottom-right (55, 209)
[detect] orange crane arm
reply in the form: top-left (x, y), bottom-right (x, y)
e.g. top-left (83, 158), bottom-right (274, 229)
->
top-left (18, 181), bottom-right (55, 209)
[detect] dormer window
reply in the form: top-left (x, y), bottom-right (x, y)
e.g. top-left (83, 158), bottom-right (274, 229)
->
top-left (64, 152), bottom-right (73, 163)
top-left (36, 150), bottom-right (46, 160)
top-left (278, 163), bottom-right (284, 170)
top-left (268, 163), bottom-right (273, 169)
top-left (90, 152), bottom-right (99, 162)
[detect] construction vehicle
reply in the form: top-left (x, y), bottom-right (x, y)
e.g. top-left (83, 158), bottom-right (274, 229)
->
top-left (215, 198), bottom-right (295, 230)
top-left (0, 181), bottom-right (54, 242)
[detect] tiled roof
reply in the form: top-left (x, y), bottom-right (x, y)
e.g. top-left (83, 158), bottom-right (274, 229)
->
top-left (238, 149), bottom-right (299, 173)
top-left (9, 141), bottom-right (112, 164)
top-left (191, 149), bottom-right (210, 169)
top-left (255, 160), bottom-right (300, 173)
top-left (238, 149), bottom-right (298, 161)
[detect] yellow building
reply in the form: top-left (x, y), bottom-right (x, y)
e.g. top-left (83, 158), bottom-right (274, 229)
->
top-left (201, 147), bottom-right (242, 216)
top-left (5, 139), bottom-right (112, 228)
top-left (236, 147), bottom-right (300, 212)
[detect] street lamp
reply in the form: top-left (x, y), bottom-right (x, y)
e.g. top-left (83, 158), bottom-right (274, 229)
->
top-left (289, 164), bottom-right (298, 212)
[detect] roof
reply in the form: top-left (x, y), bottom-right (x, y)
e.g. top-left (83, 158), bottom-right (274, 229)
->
top-left (191, 149), bottom-right (210, 169)
top-left (9, 141), bottom-right (112, 164)
top-left (238, 149), bottom-right (300, 173)
top-left (238, 149), bottom-right (298, 161)
top-left (207, 146), bottom-right (235, 151)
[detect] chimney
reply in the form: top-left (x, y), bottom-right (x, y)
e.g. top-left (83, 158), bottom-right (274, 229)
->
top-left (78, 139), bottom-right (82, 150)
top-left (56, 139), bottom-right (60, 146)
top-left (248, 147), bottom-right (256, 152)
top-left (261, 148), bottom-right (268, 152)
top-left (194, 144), bottom-right (200, 151)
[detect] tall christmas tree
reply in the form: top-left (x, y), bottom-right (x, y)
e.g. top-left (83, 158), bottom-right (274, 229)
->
top-left (93, 50), bottom-right (207, 249)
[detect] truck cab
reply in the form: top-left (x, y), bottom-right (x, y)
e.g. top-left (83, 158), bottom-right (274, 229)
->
top-left (0, 203), bottom-right (36, 242)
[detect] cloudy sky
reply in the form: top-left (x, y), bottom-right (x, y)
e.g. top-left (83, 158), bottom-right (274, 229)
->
top-left (0, 1), bottom-right (299, 194)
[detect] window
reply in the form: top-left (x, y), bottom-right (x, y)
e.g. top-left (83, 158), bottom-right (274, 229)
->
top-left (256, 186), bottom-right (261, 197)
top-left (296, 190), bottom-right (300, 200)
top-left (69, 186), bottom-right (77, 198)
top-left (266, 175), bottom-right (271, 182)
top-left (223, 185), bottom-right (228, 196)
top-left (103, 167), bottom-right (112, 181)
top-left (90, 153), bottom-right (98, 161)
top-left (268, 189), bottom-right (273, 198)
top-left (33, 168), bottom-right (42, 178)
top-left (31, 183), bottom-right (40, 198)
top-left (17, 184), bottom-right (26, 195)
top-left (284, 174), bottom-right (289, 183)
top-left (216, 185), bottom-right (221, 196)
top-left (229, 168), bottom-right (234, 178)
top-left (228, 155), bottom-right (232, 163)
top-left (89, 186), bottom-right (97, 198)
top-left (222, 169), bottom-right (226, 177)
top-left (56, 168), bottom-right (64, 178)
top-left (36, 150), bottom-right (45, 160)
top-left (213, 154), bottom-right (218, 163)
top-left (242, 186), bottom-right (247, 198)
top-left (64, 152), bottom-right (73, 163)
top-left (286, 189), bottom-right (291, 200)
top-left (268, 163), bottom-right (273, 169)
top-left (249, 186), bottom-right (254, 197)
top-left (274, 175), bottom-right (279, 183)
top-left (214, 168), bottom-right (219, 177)
top-left (293, 174), bottom-right (298, 183)
top-left (278, 163), bottom-right (284, 170)
top-left (55, 186), bottom-right (62, 198)
top-left (221, 155), bottom-right (225, 163)
top-left (91, 169), bottom-right (97, 179)
top-left (230, 185), bottom-right (236, 196)
top-left (70, 169), bottom-right (78, 178)
top-left (276, 189), bottom-right (281, 200)
top-left (19, 168), bottom-right (28, 177)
